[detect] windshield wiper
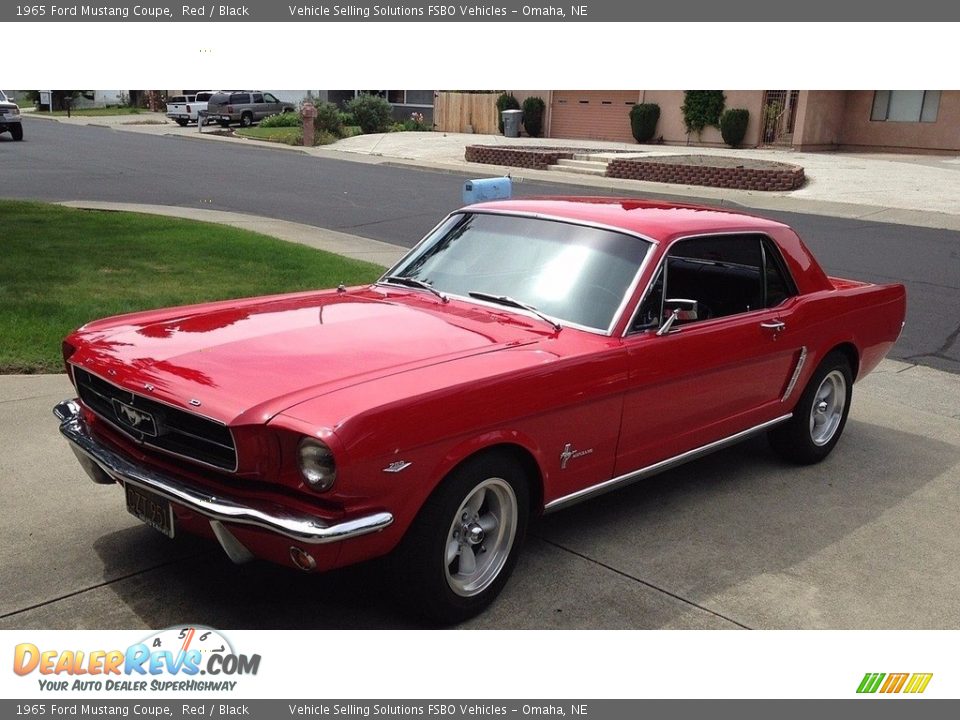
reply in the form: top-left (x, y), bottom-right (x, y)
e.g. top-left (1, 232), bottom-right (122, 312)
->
top-left (381, 275), bottom-right (448, 303)
top-left (468, 292), bottom-right (562, 332)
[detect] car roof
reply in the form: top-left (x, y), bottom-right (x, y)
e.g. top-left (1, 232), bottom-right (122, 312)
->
top-left (463, 197), bottom-right (790, 243)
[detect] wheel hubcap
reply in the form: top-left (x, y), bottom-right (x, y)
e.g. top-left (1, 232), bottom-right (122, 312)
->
top-left (809, 370), bottom-right (847, 446)
top-left (444, 478), bottom-right (518, 598)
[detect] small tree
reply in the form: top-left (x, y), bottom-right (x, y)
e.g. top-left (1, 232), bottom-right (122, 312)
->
top-left (345, 94), bottom-right (393, 134)
top-left (521, 96), bottom-right (546, 138)
top-left (681, 90), bottom-right (726, 138)
top-left (720, 109), bottom-right (750, 148)
top-left (629, 103), bottom-right (660, 143)
top-left (313, 101), bottom-right (343, 135)
top-left (496, 92), bottom-right (520, 133)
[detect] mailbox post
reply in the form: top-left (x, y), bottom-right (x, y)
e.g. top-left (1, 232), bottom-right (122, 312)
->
top-left (301, 102), bottom-right (317, 147)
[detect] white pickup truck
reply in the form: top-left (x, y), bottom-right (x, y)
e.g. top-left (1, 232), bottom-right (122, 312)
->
top-left (165, 91), bottom-right (217, 126)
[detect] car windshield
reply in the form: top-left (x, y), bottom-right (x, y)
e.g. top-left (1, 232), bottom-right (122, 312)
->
top-left (384, 212), bottom-right (652, 332)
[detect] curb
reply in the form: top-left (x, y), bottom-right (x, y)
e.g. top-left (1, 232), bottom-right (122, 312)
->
top-left (55, 201), bottom-right (405, 269)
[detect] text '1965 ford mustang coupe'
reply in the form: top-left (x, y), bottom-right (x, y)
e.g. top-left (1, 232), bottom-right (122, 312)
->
top-left (55, 198), bottom-right (906, 623)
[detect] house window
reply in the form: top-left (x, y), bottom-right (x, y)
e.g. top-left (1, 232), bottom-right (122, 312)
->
top-left (871, 91), bottom-right (940, 122)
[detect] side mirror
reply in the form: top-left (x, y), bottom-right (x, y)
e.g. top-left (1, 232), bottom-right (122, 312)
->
top-left (656, 298), bottom-right (698, 336)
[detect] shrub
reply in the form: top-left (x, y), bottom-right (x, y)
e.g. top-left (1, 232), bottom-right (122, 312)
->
top-left (260, 112), bottom-right (301, 128)
top-left (629, 103), bottom-right (660, 143)
top-left (313, 101), bottom-right (342, 135)
top-left (339, 111), bottom-right (356, 126)
top-left (345, 93), bottom-right (393, 134)
top-left (496, 92), bottom-right (520, 133)
top-left (720, 108), bottom-right (750, 148)
top-left (681, 90), bottom-right (725, 137)
top-left (521, 96), bottom-right (546, 138)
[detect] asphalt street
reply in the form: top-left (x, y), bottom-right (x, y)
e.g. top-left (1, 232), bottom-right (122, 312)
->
top-left (1, 120), bottom-right (958, 373)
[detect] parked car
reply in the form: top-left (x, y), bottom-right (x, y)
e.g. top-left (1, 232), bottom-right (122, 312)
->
top-left (54, 198), bottom-right (906, 623)
top-left (0, 90), bottom-right (23, 141)
top-left (205, 91), bottom-right (294, 127)
top-left (165, 91), bottom-right (218, 126)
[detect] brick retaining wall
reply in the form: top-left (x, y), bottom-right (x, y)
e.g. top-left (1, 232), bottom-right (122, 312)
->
top-left (465, 145), bottom-right (580, 170)
top-left (605, 158), bottom-right (805, 191)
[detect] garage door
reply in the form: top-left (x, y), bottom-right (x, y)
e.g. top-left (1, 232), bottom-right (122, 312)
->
top-left (550, 91), bottom-right (640, 142)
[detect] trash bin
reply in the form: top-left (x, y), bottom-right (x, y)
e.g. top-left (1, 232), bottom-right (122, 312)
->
top-left (501, 109), bottom-right (523, 138)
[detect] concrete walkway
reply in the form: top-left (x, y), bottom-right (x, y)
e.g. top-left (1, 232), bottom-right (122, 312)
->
top-left (25, 112), bottom-right (960, 231)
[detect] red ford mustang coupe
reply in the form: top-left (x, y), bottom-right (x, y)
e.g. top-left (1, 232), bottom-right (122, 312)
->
top-left (55, 198), bottom-right (906, 622)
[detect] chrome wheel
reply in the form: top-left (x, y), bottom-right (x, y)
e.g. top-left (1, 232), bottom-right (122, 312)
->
top-left (444, 477), bottom-right (517, 598)
top-left (809, 370), bottom-right (846, 446)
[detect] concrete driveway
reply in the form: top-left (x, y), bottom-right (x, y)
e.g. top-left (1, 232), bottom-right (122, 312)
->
top-left (2, 361), bottom-right (958, 629)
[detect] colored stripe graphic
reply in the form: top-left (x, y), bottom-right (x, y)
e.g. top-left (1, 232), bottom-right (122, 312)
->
top-left (857, 673), bottom-right (885, 693)
top-left (880, 673), bottom-right (909, 693)
top-left (904, 674), bottom-right (933, 694)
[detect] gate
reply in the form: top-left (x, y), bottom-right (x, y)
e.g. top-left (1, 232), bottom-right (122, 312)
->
top-left (761, 90), bottom-right (800, 144)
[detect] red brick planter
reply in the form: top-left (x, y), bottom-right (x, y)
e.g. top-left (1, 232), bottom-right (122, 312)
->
top-left (605, 156), bottom-right (805, 191)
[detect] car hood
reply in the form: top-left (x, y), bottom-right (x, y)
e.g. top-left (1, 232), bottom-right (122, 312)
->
top-left (68, 289), bottom-right (544, 425)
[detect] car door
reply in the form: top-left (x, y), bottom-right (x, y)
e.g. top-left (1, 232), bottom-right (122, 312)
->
top-left (263, 92), bottom-right (282, 117)
top-left (613, 233), bottom-right (805, 477)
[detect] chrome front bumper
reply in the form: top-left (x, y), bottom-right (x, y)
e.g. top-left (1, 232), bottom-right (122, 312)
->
top-left (53, 399), bottom-right (393, 547)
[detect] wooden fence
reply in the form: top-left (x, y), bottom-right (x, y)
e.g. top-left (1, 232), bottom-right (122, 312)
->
top-left (433, 92), bottom-right (500, 135)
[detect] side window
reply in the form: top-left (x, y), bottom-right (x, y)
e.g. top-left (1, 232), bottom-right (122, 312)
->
top-left (230, 93), bottom-right (250, 104)
top-left (263, 93), bottom-right (278, 103)
top-left (630, 234), bottom-right (790, 333)
top-left (252, 93), bottom-right (264, 103)
top-left (761, 238), bottom-right (796, 308)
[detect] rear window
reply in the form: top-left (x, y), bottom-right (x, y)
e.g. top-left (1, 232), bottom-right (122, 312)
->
top-left (169, 96), bottom-right (186, 103)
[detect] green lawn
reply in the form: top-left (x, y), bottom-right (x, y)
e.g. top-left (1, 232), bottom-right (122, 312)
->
top-left (235, 126), bottom-right (303, 145)
top-left (0, 201), bottom-right (383, 374)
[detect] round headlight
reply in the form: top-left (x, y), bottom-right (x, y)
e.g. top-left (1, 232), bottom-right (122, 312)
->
top-left (298, 439), bottom-right (337, 492)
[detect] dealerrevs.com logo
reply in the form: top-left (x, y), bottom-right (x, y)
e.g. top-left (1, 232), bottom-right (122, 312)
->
top-left (13, 626), bottom-right (260, 692)
top-left (857, 673), bottom-right (933, 695)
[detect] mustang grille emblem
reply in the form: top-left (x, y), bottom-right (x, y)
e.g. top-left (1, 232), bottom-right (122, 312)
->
top-left (111, 400), bottom-right (158, 437)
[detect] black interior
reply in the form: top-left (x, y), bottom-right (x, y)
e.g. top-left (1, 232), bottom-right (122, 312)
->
top-left (667, 257), bottom-right (763, 321)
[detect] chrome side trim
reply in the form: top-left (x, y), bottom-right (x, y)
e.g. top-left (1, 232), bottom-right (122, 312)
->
top-left (54, 399), bottom-right (393, 545)
top-left (781, 346), bottom-right (808, 402)
top-left (544, 413), bottom-right (793, 514)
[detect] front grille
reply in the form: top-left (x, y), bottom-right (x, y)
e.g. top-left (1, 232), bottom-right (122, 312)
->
top-left (74, 367), bottom-right (237, 471)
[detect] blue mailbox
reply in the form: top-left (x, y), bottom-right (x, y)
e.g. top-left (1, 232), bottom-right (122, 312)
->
top-left (462, 177), bottom-right (512, 205)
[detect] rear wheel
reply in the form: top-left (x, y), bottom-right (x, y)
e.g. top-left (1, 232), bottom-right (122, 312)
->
top-left (396, 451), bottom-right (529, 625)
top-left (11, 124), bottom-right (23, 141)
top-left (175, 119), bottom-right (188, 127)
top-left (218, 120), bottom-right (230, 128)
top-left (769, 350), bottom-right (853, 464)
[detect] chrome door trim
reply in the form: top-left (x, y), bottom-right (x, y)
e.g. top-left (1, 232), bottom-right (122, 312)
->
top-left (544, 413), bottom-right (793, 513)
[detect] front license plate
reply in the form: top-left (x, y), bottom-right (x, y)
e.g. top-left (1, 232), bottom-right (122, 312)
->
top-left (125, 484), bottom-right (175, 538)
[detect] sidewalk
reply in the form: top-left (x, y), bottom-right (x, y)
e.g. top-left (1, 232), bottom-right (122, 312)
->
top-left (24, 111), bottom-right (960, 230)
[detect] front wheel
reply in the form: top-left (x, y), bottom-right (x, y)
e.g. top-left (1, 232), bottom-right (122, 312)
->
top-left (769, 350), bottom-right (853, 464)
top-left (11, 124), bottom-right (23, 141)
top-left (396, 452), bottom-right (529, 625)
top-left (239, 112), bottom-right (254, 128)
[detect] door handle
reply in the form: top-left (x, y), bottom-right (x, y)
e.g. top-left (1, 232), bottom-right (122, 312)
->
top-left (761, 320), bottom-right (786, 332)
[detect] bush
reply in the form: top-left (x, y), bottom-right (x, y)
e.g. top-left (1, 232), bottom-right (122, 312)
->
top-left (496, 92), bottom-right (520, 133)
top-left (720, 108), bottom-right (750, 148)
top-left (338, 111), bottom-right (356, 127)
top-left (259, 112), bottom-right (301, 128)
top-left (345, 94), bottom-right (393, 134)
top-left (521, 96), bottom-right (546, 138)
top-left (681, 90), bottom-right (725, 137)
top-left (629, 103), bottom-right (660, 143)
top-left (313, 101), bottom-right (342, 135)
